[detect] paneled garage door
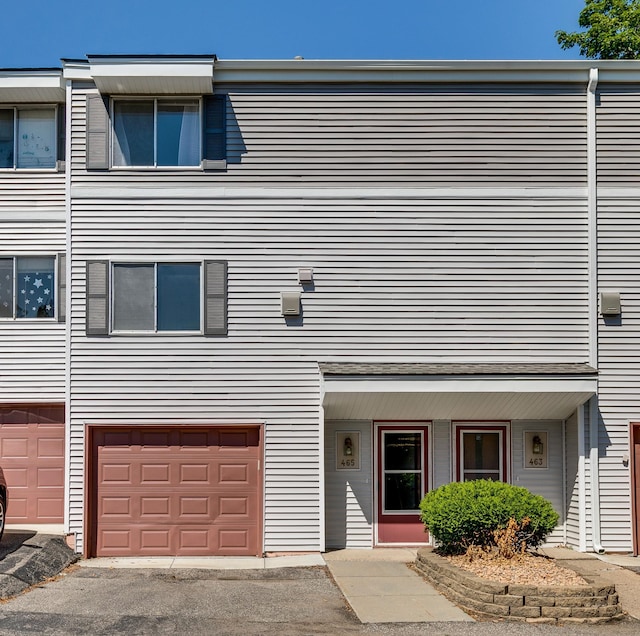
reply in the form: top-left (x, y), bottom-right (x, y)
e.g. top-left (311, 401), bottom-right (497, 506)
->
top-left (0, 405), bottom-right (65, 524)
top-left (89, 426), bottom-right (261, 557)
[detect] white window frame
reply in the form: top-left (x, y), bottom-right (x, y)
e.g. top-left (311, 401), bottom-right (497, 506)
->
top-left (380, 428), bottom-right (427, 515)
top-left (454, 422), bottom-right (510, 483)
top-left (110, 97), bottom-right (202, 169)
top-left (0, 105), bottom-right (58, 171)
top-left (110, 260), bottom-right (204, 334)
top-left (0, 255), bottom-right (58, 320)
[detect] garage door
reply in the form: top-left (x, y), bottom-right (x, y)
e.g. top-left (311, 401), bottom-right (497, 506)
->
top-left (0, 405), bottom-right (65, 524)
top-left (90, 426), bottom-right (261, 557)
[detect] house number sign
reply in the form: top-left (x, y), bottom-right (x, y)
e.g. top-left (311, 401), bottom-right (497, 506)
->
top-left (524, 431), bottom-right (548, 469)
top-left (336, 431), bottom-right (360, 470)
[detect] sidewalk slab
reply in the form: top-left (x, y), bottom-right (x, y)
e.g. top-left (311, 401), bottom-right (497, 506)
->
top-left (325, 551), bottom-right (473, 623)
top-left (79, 553), bottom-right (326, 570)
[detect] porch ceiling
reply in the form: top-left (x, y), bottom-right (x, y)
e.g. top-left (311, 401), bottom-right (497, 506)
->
top-left (321, 363), bottom-right (597, 421)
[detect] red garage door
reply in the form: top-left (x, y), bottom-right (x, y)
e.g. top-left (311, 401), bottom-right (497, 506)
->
top-left (89, 426), bottom-right (262, 557)
top-left (0, 405), bottom-right (65, 524)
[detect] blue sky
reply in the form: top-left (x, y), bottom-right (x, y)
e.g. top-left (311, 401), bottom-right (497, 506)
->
top-left (5, 0), bottom-right (588, 68)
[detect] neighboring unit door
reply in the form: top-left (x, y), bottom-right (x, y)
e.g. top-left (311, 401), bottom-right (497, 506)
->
top-left (376, 424), bottom-right (429, 545)
top-left (0, 406), bottom-right (65, 524)
top-left (455, 423), bottom-right (508, 482)
top-left (632, 423), bottom-right (640, 555)
top-left (89, 426), bottom-right (261, 557)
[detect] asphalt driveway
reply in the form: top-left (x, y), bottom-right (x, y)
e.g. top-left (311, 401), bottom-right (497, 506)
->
top-left (0, 566), bottom-right (639, 635)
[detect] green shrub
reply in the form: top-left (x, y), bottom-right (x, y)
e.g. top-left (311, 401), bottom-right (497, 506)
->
top-left (419, 480), bottom-right (559, 555)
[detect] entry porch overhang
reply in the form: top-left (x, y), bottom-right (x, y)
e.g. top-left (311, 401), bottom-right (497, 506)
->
top-left (321, 363), bottom-right (597, 421)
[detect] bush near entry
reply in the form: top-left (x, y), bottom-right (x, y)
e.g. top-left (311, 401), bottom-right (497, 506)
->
top-left (419, 480), bottom-right (559, 555)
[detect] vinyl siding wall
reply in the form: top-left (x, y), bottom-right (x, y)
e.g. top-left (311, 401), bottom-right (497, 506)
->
top-left (0, 169), bottom-right (66, 401)
top-left (67, 81), bottom-right (591, 552)
top-left (593, 84), bottom-right (640, 552)
top-left (324, 420), bottom-right (373, 549)
top-left (511, 420), bottom-right (565, 545)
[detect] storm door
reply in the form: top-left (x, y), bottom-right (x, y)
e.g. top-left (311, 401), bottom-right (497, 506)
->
top-left (376, 424), bottom-right (429, 545)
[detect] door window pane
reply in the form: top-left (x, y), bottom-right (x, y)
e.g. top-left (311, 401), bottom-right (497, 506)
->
top-left (0, 110), bottom-right (13, 168)
top-left (113, 102), bottom-right (154, 166)
top-left (462, 431), bottom-right (502, 481)
top-left (384, 473), bottom-right (421, 511)
top-left (157, 102), bottom-right (199, 166)
top-left (157, 263), bottom-right (200, 330)
top-left (16, 257), bottom-right (55, 318)
top-left (384, 433), bottom-right (421, 470)
top-left (16, 110), bottom-right (56, 169)
top-left (113, 264), bottom-right (154, 330)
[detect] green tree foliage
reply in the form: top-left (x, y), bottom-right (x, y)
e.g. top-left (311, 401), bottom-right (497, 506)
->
top-left (419, 480), bottom-right (559, 555)
top-left (556, 0), bottom-right (640, 58)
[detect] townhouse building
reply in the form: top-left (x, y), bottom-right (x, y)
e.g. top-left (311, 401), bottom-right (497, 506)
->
top-left (1, 56), bottom-right (640, 557)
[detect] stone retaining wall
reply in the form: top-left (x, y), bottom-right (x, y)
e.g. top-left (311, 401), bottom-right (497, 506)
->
top-left (415, 549), bottom-right (623, 625)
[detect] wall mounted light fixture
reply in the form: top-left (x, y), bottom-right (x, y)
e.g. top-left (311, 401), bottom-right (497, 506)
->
top-left (532, 435), bottom-right (544, 455)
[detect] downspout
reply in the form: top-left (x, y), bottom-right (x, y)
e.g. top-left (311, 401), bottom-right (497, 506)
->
top-left (63, 78), bottom-right (72, 538)
top-left (587, 67), bottom-right (605, 554)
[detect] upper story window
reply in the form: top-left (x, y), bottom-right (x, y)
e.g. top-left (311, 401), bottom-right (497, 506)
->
top-left (0, 256), bottom-right (62, 320)
top-left (113, 99), bottom-right (200, 167)
top-left (86, 93), bottom-right (226, 171)
top-left (0, 107), bottom-right (58, 169)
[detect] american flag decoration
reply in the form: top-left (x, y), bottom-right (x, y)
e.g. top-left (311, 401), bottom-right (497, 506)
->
top-left (17, 268), bottom-right (54, 318)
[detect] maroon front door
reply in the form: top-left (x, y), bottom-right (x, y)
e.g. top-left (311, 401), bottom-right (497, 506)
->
top-left (376, 424), bottom-right (429, 545)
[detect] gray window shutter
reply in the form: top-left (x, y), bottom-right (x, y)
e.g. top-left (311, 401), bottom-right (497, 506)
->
top-left (202, 95), bottom-right (226, 170)
top-left (86, 260), bottom-right (109, 335)
top-left (204, 260), bottom-right (227, 335)
top-left (56, 105), bottom-right (66, 171)
top-left (57, 253), bottom-right (66, 323)
top-left (86, 94), bottom-right (110, 170)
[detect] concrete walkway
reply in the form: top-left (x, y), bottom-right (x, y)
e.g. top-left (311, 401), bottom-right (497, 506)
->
top-left (324, 548), bottom-right (473, 623)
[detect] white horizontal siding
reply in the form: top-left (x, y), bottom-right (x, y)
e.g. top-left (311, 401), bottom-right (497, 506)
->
top-left (432, 420), bottom-right (451, 489)
top-left (0, 221), bottom-right (66, 402)
top-left (564, 411), bottom-right (581, 549)
top-left (324, 420), bottom-right (373, 549)
top-left (72, 83), bottom-right (586, 188)
top-left (595, 195), bottom-right (640, 552)
top-left (597, 85), bottom-right (640, 187)
top-left (67, 79), bottom-right (592, 553)
top-left (511, 420), bottom-right (565, 545)
top-left (0, 174), bottom-right (65, 213)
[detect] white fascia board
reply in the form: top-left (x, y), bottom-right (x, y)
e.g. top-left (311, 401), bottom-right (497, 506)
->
top-left (88, 59), bottom-right (214, 95)
top-left (0, 70), bottom-right (64, 102)
top-left (322, 375), bottom-right (598, 395)
top-left (62, 62), bottom-right (92, 81)
top-left (214, 59), bottom-right (640, 85)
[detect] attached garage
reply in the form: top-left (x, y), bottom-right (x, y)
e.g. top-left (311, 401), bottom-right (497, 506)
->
top-left (0, 405), bottom-right (65, 524)
top-left (87, 425), bottom-right (262, 557)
